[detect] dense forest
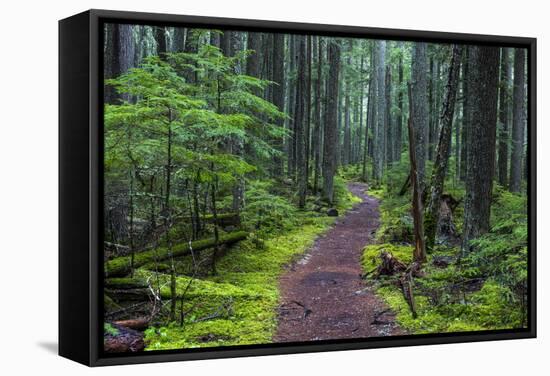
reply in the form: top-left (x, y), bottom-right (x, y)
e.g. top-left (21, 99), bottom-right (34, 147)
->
top-left (102, 23), bottom-right (529, 352)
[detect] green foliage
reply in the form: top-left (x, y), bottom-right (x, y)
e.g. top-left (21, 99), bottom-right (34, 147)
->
top-left (104, 323), bottom-right (119, 337)
top-left (241, 180), bottom-right (299, 234)
top-left (333, 176), bottom-right (362, 210)
top-left (362, 167), bottom-right (528, 334)
top-left (338, 164), bottom-right (363, 181)
top-left (104, 47), bottom-right (285, 236)
top-left (464, 189), bottom-right (528, 323)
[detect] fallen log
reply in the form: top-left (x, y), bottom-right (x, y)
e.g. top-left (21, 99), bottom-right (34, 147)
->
top-left (175, 213), bottom-right (240, 227)
top-left (105, 231), bottom-right (248, 277)
top-left (105, 277), bottom-right (148, 290)
top-left (106, 288), bottom-right (152, 302)
top-left (112, 317), bottom-right (150, 331)
top-left (104, 323), bottom-right (145, 353)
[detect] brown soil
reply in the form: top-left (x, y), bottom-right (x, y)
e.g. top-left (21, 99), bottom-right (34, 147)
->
top-left (274, 183), bottom-right (402, 342)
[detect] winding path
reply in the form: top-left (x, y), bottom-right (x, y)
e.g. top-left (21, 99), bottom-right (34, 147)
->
top-left (274, 183), bottom-right (401, 342)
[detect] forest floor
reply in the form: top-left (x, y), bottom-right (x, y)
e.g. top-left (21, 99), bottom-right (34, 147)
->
top-left (274, 183), bottom-right (402, 342)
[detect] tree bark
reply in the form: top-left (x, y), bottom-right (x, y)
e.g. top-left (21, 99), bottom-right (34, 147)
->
top-left (154, 26), bottom-right (167, 58)
top-left (509, 48), bottom-right (526, 193)
top-left (322, 41), bottom-right (341, 204)
top-left (343, 40), bottom-right (353, 166)
top-left (287, 35), bottom-right (297, 180)
top-left (462, 46), bottom-right (500, 253)
top-left (313, 37), bottom-right (323, 193)
top-left (407, 83), bottom-right (427, 263)
top-left (497, 48), bottom-right (511, 187)
top-left (272, 34), bottom-right (286, 176)
top-left (246, 32), bottom-right (261, 81)
top-left (295, 35), bottom-right (307, 208)
top-left (373, 40), bottom-right (386, 183)
top-left (104, 23), bottom-right (135, 104)
top-left (173, 27), bottom-right (186, 52)
top-left (411, 42), bottom-right (429, 190)
top-left (425, 45), bottom-right (463, 250)
top-left (385, 44), bottom-right (393, 165)
top-left (460, 48), bottom-right (471, 182)
top-left (396, 41), bottom-right (404, 162)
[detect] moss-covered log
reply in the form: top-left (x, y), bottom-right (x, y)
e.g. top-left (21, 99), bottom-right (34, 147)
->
top-left (176, 212), bottom-right (240, 226)
top-left (105, 277), bottom-right (148, 289)
top-left (104, 231), bottom-right (248, 277)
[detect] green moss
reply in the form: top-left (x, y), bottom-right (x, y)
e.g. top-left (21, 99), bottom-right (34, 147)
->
top-left (333, 176), bottom-right (362, 211)
top-left (362, 244), bottom-right (526, 334)
top-left (367, 187), bottom-right (385, 200)
top-left (104, 294), bottom-right (121, 311)
top-left (143, 205), bottom-right (347, 350)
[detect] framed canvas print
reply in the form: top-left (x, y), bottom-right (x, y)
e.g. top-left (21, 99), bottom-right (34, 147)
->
top-left (59, 9), bottom-right (536, 366)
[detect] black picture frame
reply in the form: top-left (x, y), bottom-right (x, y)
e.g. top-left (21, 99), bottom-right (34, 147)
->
top-left (59, 8), bottom-right (537, 367)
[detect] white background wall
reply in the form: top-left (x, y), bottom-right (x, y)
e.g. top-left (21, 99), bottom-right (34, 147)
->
top-left (0, 0), bottom-right (546, 374)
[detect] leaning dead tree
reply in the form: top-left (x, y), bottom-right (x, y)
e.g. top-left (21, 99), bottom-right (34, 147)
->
top-left (424, 45), bottom-right (463, 250)
top-left (392, 82), bottom-right (429, 319)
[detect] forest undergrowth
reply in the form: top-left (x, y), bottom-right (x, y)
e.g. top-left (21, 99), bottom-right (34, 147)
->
top-left (346, 160), bottom-right (529, 334)
top-left (142, 177), bottom-right (360, 349)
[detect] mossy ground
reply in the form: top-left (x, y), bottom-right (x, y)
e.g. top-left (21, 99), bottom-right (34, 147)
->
top-left (142, 179), bottom-right (360, 350)
top-left (361, 164), bottom-right (527, 334)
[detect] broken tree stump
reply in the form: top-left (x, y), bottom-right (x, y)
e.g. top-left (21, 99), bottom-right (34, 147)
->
top-left (376, 251), bottom-right (407, 277)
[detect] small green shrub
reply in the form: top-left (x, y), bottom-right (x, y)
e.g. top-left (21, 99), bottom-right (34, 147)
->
top-left (241, 180), bottom-right (299, 235)
top-left (104, 323), bottom-right (119, 336)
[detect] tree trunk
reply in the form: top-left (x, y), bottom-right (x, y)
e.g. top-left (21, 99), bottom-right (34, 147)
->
top-left (362, 71), bottom-right (373, 181)
top-left (509, 48), bottom-right (526, 193)
top-left (497, 48), bottom-right (511, 187)
top-left (373, 40), bottom-right (386, 183)
top-left (313, 37), bottom-right (323, 193)
top-left (173, 27), bottom-right (186, 52)
top-left (154, 26), bottom-right (167, 57)
top-left (246, 32), bottom-right (261, 82)
top-left (104, 24), bottom-right (135, 104)
top-left (358, 55), bottom-right (365, 166)
top-left (411, 42), bottom-right (429, 190)
top-left (462, 46), bottom-right (500, 253)
top-left (343, 40), bottom-right (353, 166)
top-left (272, 34), bottom-right (285, 176)
top-left (305, 36), bottom-right (312, 188)
top-left (295, 35), bottom-right (307, 208)
top-left (322, 41), bottom-right (341, 204)
top-left (287, 35), bottom-right (297, 180)
top-left (460, 49), bottom-right (470, 182)
top-left (396, 41), bottom-right (404, 162)
top-left (407, 84), bottom-right (427, 263)
top-left (425, 45), bottom-right (463, 250)
top-left (220, 31), bottom-right (232, 56)
top-left (385, 44), bottom-right (393, 166)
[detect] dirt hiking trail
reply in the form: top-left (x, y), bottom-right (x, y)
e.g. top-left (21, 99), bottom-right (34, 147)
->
top-left (274, 182), bottom-right (402, 342)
